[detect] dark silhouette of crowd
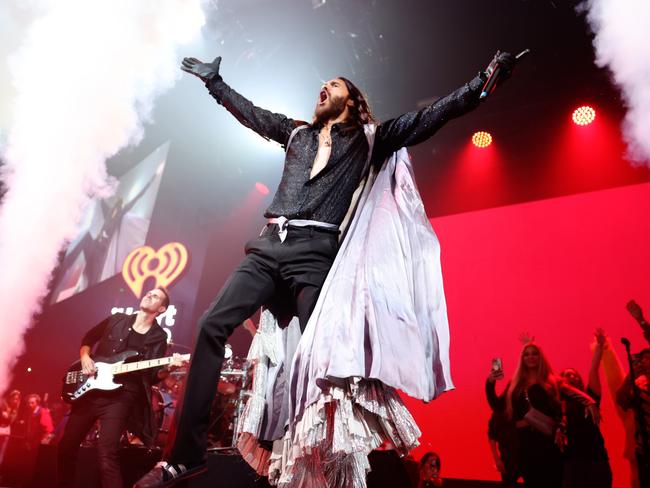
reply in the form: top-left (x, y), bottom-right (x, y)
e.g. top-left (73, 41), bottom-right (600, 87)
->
top-left (0, 390), bottom-right (55, 486)
top-left (485, 299), bottom-right (650, 487)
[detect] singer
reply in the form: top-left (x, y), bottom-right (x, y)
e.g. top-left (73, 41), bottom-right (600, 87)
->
top-left (136, 51), bottom-right (516, 488)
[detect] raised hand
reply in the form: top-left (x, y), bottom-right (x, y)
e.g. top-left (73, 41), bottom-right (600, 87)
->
top-left (626, 300), bottom-right (645, 323)
top-left (485, 50), bottom-right (516, 79)
top-left (518, 331), bottom-right (535, 344)
top-left (181, 56), bottom-right (222, 82)
top-left (594, 328), bottom-right (607, 347)
top-left (488, 369), bottom-right (504, 382)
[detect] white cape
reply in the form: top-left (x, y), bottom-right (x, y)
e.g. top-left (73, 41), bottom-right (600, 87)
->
top-left (237, 126), bottom-right (453, 487)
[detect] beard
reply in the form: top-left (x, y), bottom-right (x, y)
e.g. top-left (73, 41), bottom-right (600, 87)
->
top-left (313, 94), bottom-right (347, 125)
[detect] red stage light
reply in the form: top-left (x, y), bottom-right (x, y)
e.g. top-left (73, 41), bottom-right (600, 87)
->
top-left (472, 131), bottom-right (492, 148)
top-left (572, 105), bottom-right (596, 126)
top-left (255, 182), bottom-right (270, 195)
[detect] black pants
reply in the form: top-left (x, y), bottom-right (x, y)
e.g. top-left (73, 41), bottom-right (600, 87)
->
top-left (518, 428), bottom-right (563, 488)
top-left (169, 225), bottom-right (338, 464)
top-left (500, 467), bottom-right (522, 488)
top-left (561, 455), bottom-right (612, 488)
top-left (57, 393), bottom-right (135, 488)
top-left (638, 449), bottom-right (650, 488)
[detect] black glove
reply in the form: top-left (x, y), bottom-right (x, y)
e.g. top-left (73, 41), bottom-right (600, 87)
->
top-left (485, 50), bottom-right (515, 79)
top-left (180, 56), bottom-right (222, 82)
top-left (479, 50), bottom-right (518, 100)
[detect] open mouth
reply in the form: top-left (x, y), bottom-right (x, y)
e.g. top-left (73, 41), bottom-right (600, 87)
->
top-left (319, 89), bottom-right (328, 104)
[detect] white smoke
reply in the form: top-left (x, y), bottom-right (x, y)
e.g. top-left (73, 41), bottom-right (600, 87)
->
top-left (0, 0), bottom-right (204, 393)
top-left (581, 0), bottom-right (650, 165)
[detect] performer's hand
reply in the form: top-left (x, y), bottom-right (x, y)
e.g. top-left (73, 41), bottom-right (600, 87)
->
top-left (81, 355), bottom-right (96, 376)
top-left (170, 352), bottom-right (187, 368)
top-left (485, 51), bottom-right (516, 80)
top-left (181, 56), bottom-right (222, 82)
top-left (242, 318), bottom-right (257, 337)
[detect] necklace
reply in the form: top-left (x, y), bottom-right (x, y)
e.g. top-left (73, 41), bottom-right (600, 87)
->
top-left (319, 130), bottom-right (332, 147)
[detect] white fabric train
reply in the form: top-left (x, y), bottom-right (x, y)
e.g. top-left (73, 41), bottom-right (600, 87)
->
top-left (237, 124), bottom-right (453, 487)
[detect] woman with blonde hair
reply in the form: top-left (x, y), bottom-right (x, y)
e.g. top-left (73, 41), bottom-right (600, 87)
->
top-left (489, 342), bottom-right (598, 488)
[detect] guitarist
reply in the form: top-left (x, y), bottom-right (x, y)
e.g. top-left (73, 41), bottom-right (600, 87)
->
top-left (57, 287), bottom-right (173, 488)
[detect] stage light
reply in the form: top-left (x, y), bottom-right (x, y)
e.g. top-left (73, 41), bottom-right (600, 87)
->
top-left (472, 131), bottom-right (492, 148)
top-left (572, 106), bottom-right (596, 126)
top-left (255, 182), bottom-right (270, 195)
top-left (27, 367), bottom-right (32, 373)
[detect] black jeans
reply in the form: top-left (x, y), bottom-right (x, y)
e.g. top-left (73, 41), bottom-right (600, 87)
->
top-left (638, 449), bottom-right (650, 488)
top-left (57, 392), bottom-right (136, 488)
top-left (518, 428), bottom-right (562, 488)
top-left (561, 455), bottom-right (612, 488)
top-left (169, 225), bottom-right (338, 464)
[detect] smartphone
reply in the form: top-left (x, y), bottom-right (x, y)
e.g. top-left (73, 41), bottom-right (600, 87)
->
top-left (491, 357), bottom-right (503, 373)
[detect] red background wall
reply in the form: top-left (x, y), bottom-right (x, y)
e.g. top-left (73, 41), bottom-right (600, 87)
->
top-left (406, 181), bottom-right (650, 486)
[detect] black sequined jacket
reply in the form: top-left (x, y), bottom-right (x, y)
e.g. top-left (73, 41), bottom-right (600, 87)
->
top-left (206, 72), bottom-right (486, 226)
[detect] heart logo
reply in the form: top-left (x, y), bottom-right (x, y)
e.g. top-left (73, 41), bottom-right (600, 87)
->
top-left (121, 242), bottom-right (189, 298)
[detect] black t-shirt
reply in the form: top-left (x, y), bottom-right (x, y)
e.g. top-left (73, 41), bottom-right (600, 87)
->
top-left (119, 328), bottom-right (151, 395)
top-left (564, 386), bottom-right (608, 460)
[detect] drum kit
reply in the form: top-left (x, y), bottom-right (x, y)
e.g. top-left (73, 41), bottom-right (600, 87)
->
top-left (151, 343), bottom-right (252, 451)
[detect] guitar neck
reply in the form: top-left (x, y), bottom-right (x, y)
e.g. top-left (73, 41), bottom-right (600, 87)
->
top-left (112, 354), bottom-right (189, 375)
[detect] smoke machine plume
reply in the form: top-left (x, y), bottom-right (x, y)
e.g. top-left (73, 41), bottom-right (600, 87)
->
top-left (581, 0), bottom-right (650, 165)
top-left (0, 0), bottom-right (204, 393)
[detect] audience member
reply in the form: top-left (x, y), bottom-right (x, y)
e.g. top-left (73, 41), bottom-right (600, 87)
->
top-left (559, 328), bottom-right (612, 488)
top-left (418, 451), bottom-right (443, 487)
top-left (486, 367), bottom-right (520, 487)
top-left (488, 342), bottom-right (597, 488)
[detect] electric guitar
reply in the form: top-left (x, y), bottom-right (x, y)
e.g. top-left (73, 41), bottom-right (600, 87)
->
top-left (61, 350), bottom-right (190, 403)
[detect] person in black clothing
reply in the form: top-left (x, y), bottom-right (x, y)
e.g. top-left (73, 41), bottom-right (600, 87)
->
top-left (559, 328), bottom-right (612, 488)
top-left (617, 300), bottom-right (650, 487)
top-left (486, 369), bottom-right (521, 487)
top-left (487, 342), bottom-right (598, 488)
top-left (136, 51), bottom-right (517, 487)
top-left (57, 287), bottom-right (177, 488)
top-left (617, 348), bottom-right (650, 487)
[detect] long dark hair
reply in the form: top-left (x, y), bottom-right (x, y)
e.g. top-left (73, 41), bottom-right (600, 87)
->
top-left (339, 77), bottom-right (376, 127)
top-left (420, 451), bottom-right (441, 471)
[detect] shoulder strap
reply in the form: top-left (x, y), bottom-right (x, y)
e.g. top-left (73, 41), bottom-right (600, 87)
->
top-left (362, 123), bottom-right (377, 173)
top-left (285, 124), bottom-right (309, 152)
top-left (338, 124), bottom-right (377, 239)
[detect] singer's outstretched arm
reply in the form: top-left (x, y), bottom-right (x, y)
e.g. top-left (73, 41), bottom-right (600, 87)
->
top-left (373, 73), bottom-right (486, 161)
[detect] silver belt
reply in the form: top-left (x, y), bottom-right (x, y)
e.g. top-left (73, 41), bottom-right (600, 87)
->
top-left (267, 217), bottom-right (338, 243)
